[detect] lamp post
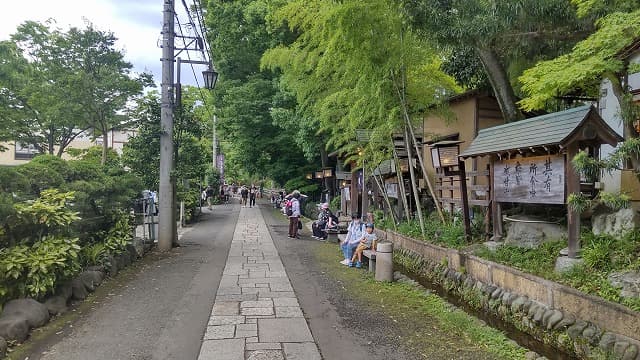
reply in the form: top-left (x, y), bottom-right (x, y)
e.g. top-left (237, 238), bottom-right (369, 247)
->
top-left (158, 56), bottom-right (218, 251)
top-left (429, 141), bottom-right (471, 240)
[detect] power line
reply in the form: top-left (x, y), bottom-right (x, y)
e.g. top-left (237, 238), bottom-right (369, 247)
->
top-left (174, 12), bottom-right (214, 120)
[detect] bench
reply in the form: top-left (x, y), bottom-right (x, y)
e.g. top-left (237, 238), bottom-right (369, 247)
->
top-left (362, 250), bottom-right (376, 273)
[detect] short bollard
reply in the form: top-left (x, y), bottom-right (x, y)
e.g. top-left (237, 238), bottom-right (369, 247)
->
top-left (374, 242), bottom-right (393, 282)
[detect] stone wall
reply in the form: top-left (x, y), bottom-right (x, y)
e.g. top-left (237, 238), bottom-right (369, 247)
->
top-left (377, 229), bottom-right (640, 343)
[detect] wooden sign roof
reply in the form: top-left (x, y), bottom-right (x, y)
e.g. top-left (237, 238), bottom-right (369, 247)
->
top-left (459, 105), bottom-right (623, 158)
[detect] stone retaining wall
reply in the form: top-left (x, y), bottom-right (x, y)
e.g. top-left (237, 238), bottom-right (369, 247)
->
top-left (377, 229), bottom-right (640, 344)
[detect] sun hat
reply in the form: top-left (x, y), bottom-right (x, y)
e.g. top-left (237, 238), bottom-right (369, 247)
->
top-left (321, 203), bottom-right (329, 209)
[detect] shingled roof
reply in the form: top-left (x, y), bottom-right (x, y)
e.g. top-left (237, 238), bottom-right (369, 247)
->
top-left (459, 105), bottom-right (622, 158)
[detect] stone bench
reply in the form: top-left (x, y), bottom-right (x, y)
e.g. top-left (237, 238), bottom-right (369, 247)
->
top-left (362, 249), bottom-right (376, 273)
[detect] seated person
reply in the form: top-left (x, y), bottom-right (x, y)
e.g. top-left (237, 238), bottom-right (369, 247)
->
top-left (350, 223), bottom-right (377, 268)
top-left (312, 203), bottom-right (334, 240)
top-left (340, 213), bottom-right (363, 265)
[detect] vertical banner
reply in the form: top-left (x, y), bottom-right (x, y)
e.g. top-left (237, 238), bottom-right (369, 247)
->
top-left (216, 154), bottom-right (225, 183)
top-left (494, 154), bottom-right (565, 204)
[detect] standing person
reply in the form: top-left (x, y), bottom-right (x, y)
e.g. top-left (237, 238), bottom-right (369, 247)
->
top-left (288, 190), bottom-right (301, 238)
top-left (249, 186), bottom-right (256, 207)
top-left (240, 185), bottom-right (248, 207)
top-left (205, 186), bottom-right (214, 210)
top-left (340, 213), bottom-right (363, 265)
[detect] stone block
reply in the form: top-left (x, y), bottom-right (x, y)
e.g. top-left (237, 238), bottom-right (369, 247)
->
top-left (258, 318), bottom-right (313, 343)
top-left (203, 325), bottom-right (235, 340)
top-left (0, 316), bottom-right (29, 342)
top-left (212, 302), bottom-right (240, 316)
top-left (198, 338), bottom-right (244, 360)
top-left (246, 350), bottom-right (284, 360)
top-left (275, 307), bottom-right (303, 318)
top-left (283, 343), bottom-right (321, 360)
top-left (44, 295), bottom-right (68, 316)
top-left (71, 278), bottom-right (89, 300)
top-left (241, 300), bottom-right (273, 308)
top-left (505, 220), bottom-right (566, 248)
top-left (246, 343), bottom-right (281, 351)
top-left (241, 307), bottom-right (273, 316)
top-left (592, 208), bottom-right (640, 236)
top-left (1, 298), bottom-right (50, 328)
top-left (208, 316), bottom-right (245, 326)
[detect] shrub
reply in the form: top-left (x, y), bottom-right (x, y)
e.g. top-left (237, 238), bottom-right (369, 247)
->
top-left (0, 236), bottom-right (81, 301)
top-left (103, 211), bottom-right (133, 254)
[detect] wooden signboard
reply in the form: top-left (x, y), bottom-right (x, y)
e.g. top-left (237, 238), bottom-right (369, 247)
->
top-left (494, 154), bottom-right (565, 204)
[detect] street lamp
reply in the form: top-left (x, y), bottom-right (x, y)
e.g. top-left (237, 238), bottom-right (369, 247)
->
top-left (202, 67), bottom-right (218, 90)
top-left (429, 140), bottom-right (471, 240)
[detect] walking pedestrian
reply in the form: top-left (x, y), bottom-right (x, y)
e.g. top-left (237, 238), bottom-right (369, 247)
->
top-left (249, 185), bottom-right (256, 207)
top-left (288, 190), bottom-right (301, 238)
top-left (205, 186), bottom-right (214, 210)
top-left (240, 185), bottom-right (248, 207)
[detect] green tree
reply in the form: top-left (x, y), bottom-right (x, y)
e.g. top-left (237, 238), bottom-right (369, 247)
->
top-left (401, 0), bottom-right (591, 122)
top-left (519, 3), bottom-right (640, 172)
top-left (206, 0), bottom-right (313, 185)
top-left (0, 21), bottom-right (88, 155)
top-left (0, 20), bottom-right (152, 163)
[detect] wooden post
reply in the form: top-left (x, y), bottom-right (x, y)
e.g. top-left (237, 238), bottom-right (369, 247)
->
top-left (458, 160), bottom-right (472, 241)
top-left (490, 157), bottom-right (503, 240)
top-left (566, 143), bottom-right (581, 258)
top-left (351, 168), bottom-right (358, 216)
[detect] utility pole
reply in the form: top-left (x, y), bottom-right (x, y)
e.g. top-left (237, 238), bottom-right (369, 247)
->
top-left (213, 115), bottom-right (217, 171)
top-left (158, 0), bottom-right (175, 251)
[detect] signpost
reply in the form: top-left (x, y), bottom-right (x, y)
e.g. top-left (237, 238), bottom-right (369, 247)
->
top-left (493, 155), bottom-right (565, 204)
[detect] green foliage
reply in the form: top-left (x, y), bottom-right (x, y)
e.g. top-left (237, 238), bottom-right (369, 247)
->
top-left (103, 211), bottom-right (132, 255)
top-left (0, 236), bottom-right (81, 301)
top-left (475, 241), bottom-right (566, 276)
top-left (80, 242), bottom-right (108, 268)
top-left (5, 189), bottom-right (79, 247)
top-left (329, 195), bottom-right (341, 212)
top-left (519, 8), bottom-right (640, 111)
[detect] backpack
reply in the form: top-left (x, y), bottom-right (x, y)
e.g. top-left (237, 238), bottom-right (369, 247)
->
top-left (285, 200), bottom-right (293, 216)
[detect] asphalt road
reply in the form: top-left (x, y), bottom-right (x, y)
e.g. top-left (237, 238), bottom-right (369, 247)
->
top-left (28, 205), bottom-right (239, 360)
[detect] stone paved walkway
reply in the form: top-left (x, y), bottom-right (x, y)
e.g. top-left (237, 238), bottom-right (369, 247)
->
top-left (198, 207), bottom-right (321, 360)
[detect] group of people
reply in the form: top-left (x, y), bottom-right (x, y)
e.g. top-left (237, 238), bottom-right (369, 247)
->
top-left (340, 213), bottom-right (377, 268)
top-left (239, 185), bottom-right (259, 207)
top-left (311, 202), bottom-right (338, 240)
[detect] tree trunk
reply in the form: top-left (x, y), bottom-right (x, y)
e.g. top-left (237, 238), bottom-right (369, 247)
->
top-left (607, 72), bottom-right (640, 171)
top-left (101, 130), bottom-right (108, 165)
top-left (319, 146), bottom-right (331, 202)
top-left (476, 47), bottom-right (524, 123)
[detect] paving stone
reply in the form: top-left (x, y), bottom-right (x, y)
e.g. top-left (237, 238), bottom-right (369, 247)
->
top-left (242, 287), bottom-right (261, 294)
top-left (241, 300), bottom-right (273, 308)
top-left (212, 302), bottom-right (240, 316)
top-left (256, 283), bottom-right (270, 288)
top-left (246, 343), bottom-right (282, 351)
top-left (273, 298), bottom-right (299, 307)
top-left (258, 291), bottom-right (296, 299)
top-left (269, 283), bottom-right (293, 292)
top-left (198, 339), bottom-right (245, 360)
top-left (246, 318), bottom-right (257, 324)
top-left (203, 325), bottom-right (235, 340)
top-left (259, 318), bottom-right (314, 343)
top-left (208, 315), bottom-right (245, 326)
top-left (218, 287), bottom-right (242, 295)
top-left (235, 323), bottom-right (258, 338)
top-left (216, 294), bottom-right (258, 302)
top-left (242, 307), bottom-right (274, 316)
top-left (250, 271), bottom-right (267, 278)
top-left (283, 343), bottom-right (322, 360)
top-left (246, 350), bottom-right (284, 360)
top-left (246, 336), bottom-right (258, 343)
top-left (275, 306), bottom-right (303, 318)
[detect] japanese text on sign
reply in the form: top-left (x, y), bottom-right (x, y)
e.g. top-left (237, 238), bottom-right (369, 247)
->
top-left (494, 155), bottom-right (564, 204)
